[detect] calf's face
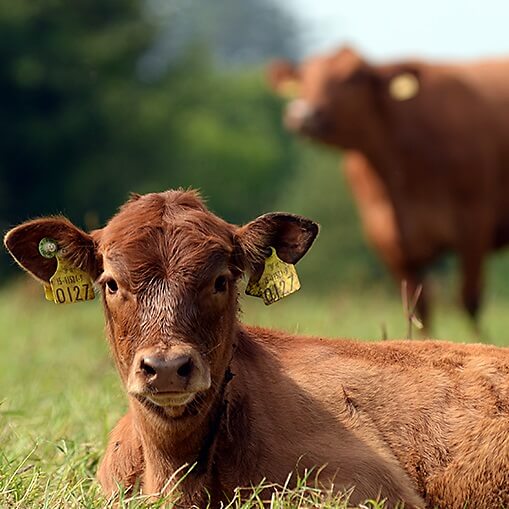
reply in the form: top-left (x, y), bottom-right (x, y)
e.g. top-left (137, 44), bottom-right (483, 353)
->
top-left (96, 196), bottom-right (238, 413)
top-left (4, 190), bottom-right (318, 419)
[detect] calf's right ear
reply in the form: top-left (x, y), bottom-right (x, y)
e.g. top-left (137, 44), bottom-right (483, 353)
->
top-left (236, 212), bottom-right (319, 276)
top-left (4, 217), bottom-right (101, 284)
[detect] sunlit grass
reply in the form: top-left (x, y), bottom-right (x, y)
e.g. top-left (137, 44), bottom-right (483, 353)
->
top-left (1, 278), bottom-right (508, 507)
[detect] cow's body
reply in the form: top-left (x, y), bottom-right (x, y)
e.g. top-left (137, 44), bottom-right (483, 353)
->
top-left (5, 189), bottom-right (509, 508)
top-left (269, 50), bottom-right (509, 327)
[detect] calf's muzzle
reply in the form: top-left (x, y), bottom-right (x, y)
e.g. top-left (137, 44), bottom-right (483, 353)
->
top-left (127, 347), bottom-right (211, 407)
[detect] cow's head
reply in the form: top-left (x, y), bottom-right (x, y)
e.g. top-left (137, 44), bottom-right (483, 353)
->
top-left (268, 46), bottom-right (421, 149)
top-left (4, 190), bottom-right (318, 420)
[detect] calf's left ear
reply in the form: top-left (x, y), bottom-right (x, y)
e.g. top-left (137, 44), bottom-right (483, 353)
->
top-left (4, 217), bottom-right (101, 284)
top-left (236, 212), bottom-right (319, 274)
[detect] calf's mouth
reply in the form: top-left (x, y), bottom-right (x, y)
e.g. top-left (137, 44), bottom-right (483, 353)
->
top-left (144, 391), bottom-right (196, 408)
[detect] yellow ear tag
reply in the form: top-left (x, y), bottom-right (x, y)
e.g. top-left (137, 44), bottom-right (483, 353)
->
top-left (38, 238), bottom-right (95, 304)
top-left (278, 79), bottom-right (300, 99)
top-left (245, 247), bottom-right (301, 305)
top-left (389, 73), bottom-right (419, 101)
top-left (50, 257), bottom-right (95, 304)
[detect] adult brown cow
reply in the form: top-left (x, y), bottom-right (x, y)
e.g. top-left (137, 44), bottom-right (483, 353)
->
top-left (5, 189), bottom-right (509, 508)
top-left (269, 47), bottom-right (509, 329)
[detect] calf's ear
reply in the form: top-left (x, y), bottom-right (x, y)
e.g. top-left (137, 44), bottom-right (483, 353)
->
top-left (237, 212), bottom-right (319, 274)
top-left (4, 217), bottom-right (101, 284)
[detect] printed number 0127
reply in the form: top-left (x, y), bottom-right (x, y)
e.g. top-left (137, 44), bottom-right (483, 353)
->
top-left (54, 284), bottom-right (90, 303)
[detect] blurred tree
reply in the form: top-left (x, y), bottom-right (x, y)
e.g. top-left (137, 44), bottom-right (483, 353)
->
top-left (0, 0), bottom-right (151, 228)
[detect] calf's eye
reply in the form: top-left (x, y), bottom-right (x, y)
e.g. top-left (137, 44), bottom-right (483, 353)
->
top-left (213, 275), bottom-right (228, 293)
top-left (105, 278), bottom-right (119, 294)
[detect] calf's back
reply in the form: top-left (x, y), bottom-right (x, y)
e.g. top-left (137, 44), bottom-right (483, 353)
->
top-left (218, 328), bottom-right (509, 509)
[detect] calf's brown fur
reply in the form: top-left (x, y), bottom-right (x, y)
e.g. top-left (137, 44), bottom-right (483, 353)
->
top-left (5, 189), bottom-right (509, 508)
top-left (269, 47), bottom-right (509, 328)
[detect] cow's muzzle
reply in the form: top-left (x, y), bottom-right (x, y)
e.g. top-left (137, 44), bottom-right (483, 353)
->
top-left (127, 346), bottom-right (211, 407)
top-left (284, 99), bottom-right (327, 137)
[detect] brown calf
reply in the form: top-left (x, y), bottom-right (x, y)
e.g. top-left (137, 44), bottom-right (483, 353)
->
top-left (5, 189), bottom-right (509, 508)
top-left (268, 47), bottom-right (509, 329)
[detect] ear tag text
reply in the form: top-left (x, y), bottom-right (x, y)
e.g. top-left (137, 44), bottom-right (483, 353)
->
top-left (389, 73), bottom-right (419, 101)
top-left (38, 238), bottom-right (95, 304)
top-left (245, 247), bottom-right (301, 305)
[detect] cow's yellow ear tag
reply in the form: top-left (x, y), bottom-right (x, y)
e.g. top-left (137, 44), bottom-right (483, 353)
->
top-left (245, 247), bottom-right (301, 305)
top-left (38, 238), bottom-right (95, 304)
top-left (389, 73), bottom-right (419, 101)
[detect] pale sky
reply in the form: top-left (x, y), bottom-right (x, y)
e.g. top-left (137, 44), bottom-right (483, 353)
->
top-left (281, 0), bottom-right (509, 61)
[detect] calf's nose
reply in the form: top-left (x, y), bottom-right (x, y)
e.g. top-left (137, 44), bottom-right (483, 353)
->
top-left (139, 354), bottom-right (195, 391)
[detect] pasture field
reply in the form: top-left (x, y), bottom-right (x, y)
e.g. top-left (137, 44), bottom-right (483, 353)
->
top-left (1, 279), bottom-right (509, 508)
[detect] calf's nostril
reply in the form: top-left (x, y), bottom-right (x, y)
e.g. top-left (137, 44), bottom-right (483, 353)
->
top-left (177, 358), bottom-right (194, 378)
top-left (140, 357), bottom-right (157, 377)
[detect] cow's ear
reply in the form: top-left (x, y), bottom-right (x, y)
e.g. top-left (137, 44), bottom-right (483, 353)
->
top-left (236, 213), bottom-right (319, 274)
top-left (267, 59), bottom-right (300, 98)
top-left (4, 217), bottom-right (101, 284)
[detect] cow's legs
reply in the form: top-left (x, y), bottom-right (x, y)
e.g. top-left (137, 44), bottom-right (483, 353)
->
top-left (456, 204), bottom-right (492, 334)
top-left (341, 153), bottom-right (432, 330)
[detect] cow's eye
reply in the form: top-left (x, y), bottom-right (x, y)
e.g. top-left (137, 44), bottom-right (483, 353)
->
top-left (105, 278), bottom-right (119, 294)
top-left (213, 275), bottom-right (228, 293)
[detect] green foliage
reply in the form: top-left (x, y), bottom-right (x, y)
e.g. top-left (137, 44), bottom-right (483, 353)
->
top-left (163, 67), bottom-right (299, 222)
top-left (0, 0), bottom-right (150, 220)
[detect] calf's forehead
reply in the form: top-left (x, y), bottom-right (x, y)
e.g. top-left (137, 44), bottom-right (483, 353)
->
top-left (97, 191), bottom-right (236, 286)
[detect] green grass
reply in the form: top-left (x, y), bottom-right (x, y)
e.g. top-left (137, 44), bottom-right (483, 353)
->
top-left (1, 279), bottom-right (509, 508)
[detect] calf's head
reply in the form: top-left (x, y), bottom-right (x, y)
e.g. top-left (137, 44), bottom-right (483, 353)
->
top-left (4, 190), bottom-right (318, 418)
top-left (268, 46), bottom-right (421, 149)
